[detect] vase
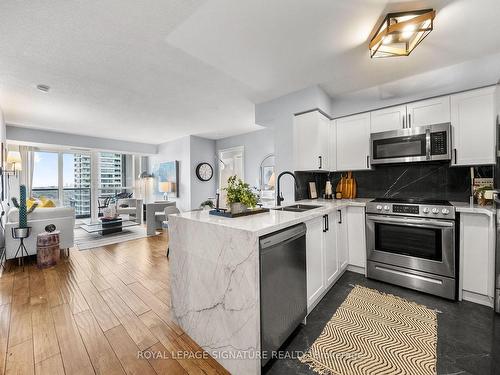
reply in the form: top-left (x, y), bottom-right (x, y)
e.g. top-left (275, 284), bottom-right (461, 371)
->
top-left (230, 202), bottom-right (247, 214)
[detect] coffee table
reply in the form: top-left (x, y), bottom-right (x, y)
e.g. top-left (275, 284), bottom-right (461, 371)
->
top-left (80, 218), bottom-right (139, 236)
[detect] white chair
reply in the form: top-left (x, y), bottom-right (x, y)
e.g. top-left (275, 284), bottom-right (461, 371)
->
top-left (116, 198), bottom-right (143, 224)
top-left (163, 206), bottom-right (180, 258)
top-left (4, 206), bottom-right (75, 260)
top-left (145, 201), bottom-right (176, 236)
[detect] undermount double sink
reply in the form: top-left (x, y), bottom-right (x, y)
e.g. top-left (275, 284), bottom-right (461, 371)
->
top-left (273, 204), bottom-right (322, 213)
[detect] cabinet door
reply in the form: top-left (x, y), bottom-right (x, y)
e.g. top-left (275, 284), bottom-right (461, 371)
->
top-left (336, 208), bottom-right (349, 271)
top-left (294, 111), bottom-right (330, 171)
top-left (461, 213), bottom-right (494, 299)
top-left (370, 105), bottom-right (407, 133)
top-left (323, 214), bottom-right (339, 286)
top-left (336, 113), bottom-right (371, 171)
top-left (451, 87), bottom-right (496, 166)
top-left (329, 120), bottom-right (337, 171)
top-left (305, 217), bottom-right (325, 308)
top-left (347, 206), bottom-right (366, 270)
top-left (406, 96), bottom-right (450, 127)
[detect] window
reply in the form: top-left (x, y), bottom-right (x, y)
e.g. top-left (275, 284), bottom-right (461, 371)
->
top-left (32, 151), bottom-right (59, 200)
top-left (63, 153), bottom-right (91, 218)
top-left (98, 152), bottom-right (128, 198)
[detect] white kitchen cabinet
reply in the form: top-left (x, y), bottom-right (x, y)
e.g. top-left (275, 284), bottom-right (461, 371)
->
top-left (460, 212), bottom-right (495, 307)
top-left (324, 213), bottom-right (339, 286)
top-left (305, 211), bottom-right (345, 312)
top-left (451, 86), bottom-right (496, 166)
top-left (370, 105), bottom-right (407, 133)
top-left (328, 120), bottom-right (337, 171)
top-left (294, 110), bottom-right (330, 171)
top-left (336, 113), bottom-right (371, 171)
top-left (406, 96), bottom-right (450, 127)
top-left (305, 216), bottom-right (325, 309)
top-left (346, 206), bottom-right (366, 273)
top-left (335, 207), bottom-right (349, 271)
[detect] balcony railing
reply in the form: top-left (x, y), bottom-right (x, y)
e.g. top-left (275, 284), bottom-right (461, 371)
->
top-left (32, 187), bottom-right (91, 219)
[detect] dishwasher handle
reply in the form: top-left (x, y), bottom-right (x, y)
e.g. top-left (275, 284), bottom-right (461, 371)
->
top-left (260, 223), bottom-right (306, 250)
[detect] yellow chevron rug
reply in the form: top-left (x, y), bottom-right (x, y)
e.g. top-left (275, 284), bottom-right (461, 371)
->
top-left (300, 285), bottom-right (437, 375)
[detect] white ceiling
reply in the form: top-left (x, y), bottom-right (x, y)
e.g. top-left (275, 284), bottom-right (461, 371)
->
top-left (1, 0), bottom-right (500, 144)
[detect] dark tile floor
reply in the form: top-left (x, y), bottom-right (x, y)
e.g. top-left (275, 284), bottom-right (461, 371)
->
top-left (264, 271), bottom-right (500, 375)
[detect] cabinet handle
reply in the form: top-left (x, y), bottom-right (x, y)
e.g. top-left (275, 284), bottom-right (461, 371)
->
top-left (408, 113), bottom-right (411, 128)
top-left (338, 210), bottom-right (342, 224)
top-left (366, 155), bottom-right (370, 168)
top-left (326, 215), bottom-right (329, 231)
top-left (318, 156), bottom-right (322, 169)
top-left (402, 116), bottom-right (405, 129)
top-left (454, 148), bottom-right (457, 164)
top-left (323, 215), bottom-right (327, 232)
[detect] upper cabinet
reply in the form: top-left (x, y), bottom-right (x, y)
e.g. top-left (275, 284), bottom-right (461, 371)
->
top-left (370, 105), bottom-right (407, 133)
top-left (336, 113), bottom-right (371, 171)
top-left (406, 96), bottom-right (450, 127)
top-left (451, 87), bottom-right (496, 166)
top-left (293, 111), bottom-right (330, 171)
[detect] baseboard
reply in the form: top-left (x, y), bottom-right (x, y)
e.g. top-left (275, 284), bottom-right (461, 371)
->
top-left (347, 264), bottom-right (365, 275)
top-left (462, 290), bottom-right (494, 308)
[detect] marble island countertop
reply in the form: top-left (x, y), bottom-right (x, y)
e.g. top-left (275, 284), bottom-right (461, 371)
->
top-left (171, 198), bottom-right (372, 236)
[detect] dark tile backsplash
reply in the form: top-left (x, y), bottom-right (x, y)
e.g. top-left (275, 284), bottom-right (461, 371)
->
top-left (295, 162), bottom-right (494, 202)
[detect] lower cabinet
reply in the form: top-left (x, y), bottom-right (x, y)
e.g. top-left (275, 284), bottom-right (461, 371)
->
top-left (306, 211), bottom-right (348, 312)
top-left (346, 206), bottom-right (366, 273)
top-left (460, 212), bottom-right (495, 307)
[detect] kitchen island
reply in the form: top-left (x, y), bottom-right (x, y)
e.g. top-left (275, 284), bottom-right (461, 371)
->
top-left (167, 198), bottom-right (370, 375)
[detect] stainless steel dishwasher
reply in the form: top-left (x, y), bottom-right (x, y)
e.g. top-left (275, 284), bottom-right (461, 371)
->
top-left (260, 223), bottom-right (307, 367)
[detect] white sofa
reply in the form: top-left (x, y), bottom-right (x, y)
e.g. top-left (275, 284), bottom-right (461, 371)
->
top-left (5, 206), bottom-right (75, 260)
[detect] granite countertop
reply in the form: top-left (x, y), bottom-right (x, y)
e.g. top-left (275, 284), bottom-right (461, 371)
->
top-left (170, 198), bottom-right (371, 236)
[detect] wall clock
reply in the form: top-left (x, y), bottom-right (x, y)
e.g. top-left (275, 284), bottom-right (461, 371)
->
top-left (195, 162), bottom-right (213, 181)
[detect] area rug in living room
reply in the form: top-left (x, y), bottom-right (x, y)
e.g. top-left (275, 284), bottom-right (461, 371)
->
top-left (74, 226), bottom-right (149, 250)
top-left (300, 285), bottom-right (437, 375)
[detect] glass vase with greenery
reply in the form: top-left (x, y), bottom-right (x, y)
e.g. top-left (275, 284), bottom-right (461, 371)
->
top-left (224, 176), bottom-right (258, 213)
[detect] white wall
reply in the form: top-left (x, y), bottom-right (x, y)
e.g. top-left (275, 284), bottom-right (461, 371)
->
top-left (190, 136), bottom-right (216, 209)
top-left (148, 135), bottom-right (216, 211)
top-left (215, 128), bottom-right (274, 189)
top-left (255, 85), bottom-right (332, 202)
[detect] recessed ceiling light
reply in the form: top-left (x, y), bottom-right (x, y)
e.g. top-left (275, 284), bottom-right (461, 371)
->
top-left (36, 84), bottom-right (50, 92)
top-left (369, 9), bottom-right (436, 58)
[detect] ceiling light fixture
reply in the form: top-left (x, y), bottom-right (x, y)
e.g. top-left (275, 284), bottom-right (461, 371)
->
top-left (36, 84), bottom-right (50, 92)
top-left (369, 9), bottom-right (435, 58)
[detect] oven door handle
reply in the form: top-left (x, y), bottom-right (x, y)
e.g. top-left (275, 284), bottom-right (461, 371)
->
top-left (366, 215), bottom-right (455, 228)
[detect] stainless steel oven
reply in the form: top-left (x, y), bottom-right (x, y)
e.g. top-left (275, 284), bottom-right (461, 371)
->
top-left (370, 123), bottom-right (451, 165)
top-left (366, 198), bottom-right (457, 299)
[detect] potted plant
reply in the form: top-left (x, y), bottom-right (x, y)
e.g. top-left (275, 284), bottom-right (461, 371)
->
top-left (224, 176), bottom-right (258, 214)
top-left (11, 184), bottom-right (37, 239)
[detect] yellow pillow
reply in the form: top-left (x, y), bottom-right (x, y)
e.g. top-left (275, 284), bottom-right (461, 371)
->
top-left (27, 198), bottom-right (36, 210)
top-left (41, 199), bottom-right (55, 208)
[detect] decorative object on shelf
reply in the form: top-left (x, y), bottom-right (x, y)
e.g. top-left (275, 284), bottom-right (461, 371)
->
top-left (224, 175), bottom-right (258, 214)
top-left (369, 9), bottom-right (435, 58)
top-left (157, 160), bottom-right (179, 197)
top-left (200, 199), bottom-right (215, 210)
top-left (195, 162), bottom-right (214, 181)
top-left (159, 181), bottom-right (176, 200)
top-left (308, 182), bottom-right (318, 199)
top-left (45, 224), bottom-right (56, 232)
top-left (37, 230), bottom-right (60, 269)
top-left (102, 205), bottom-right (118, 219)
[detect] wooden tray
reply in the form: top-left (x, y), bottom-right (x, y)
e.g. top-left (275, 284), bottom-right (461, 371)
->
top-left (209, 207), bottom-right (269, 218)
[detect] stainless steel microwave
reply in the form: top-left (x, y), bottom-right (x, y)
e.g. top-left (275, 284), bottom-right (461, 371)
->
top-left (370, 123), bottom-right (451, 165)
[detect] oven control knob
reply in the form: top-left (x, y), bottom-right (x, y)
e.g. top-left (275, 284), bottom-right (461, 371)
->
top-left (431, 208), bottom-right (439, 214)
top-left (383, 205), bottom-right (390, 211)
top-left (376, 205), bottom-right (383, 211)
top-left (442, 208), bottom-right (450, 215)
top-left (423, 207), bottom-right (430, 214)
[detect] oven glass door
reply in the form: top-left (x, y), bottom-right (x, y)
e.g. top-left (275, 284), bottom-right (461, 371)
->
top-left (366, 215), bottom-right (455, 277)
top-left (375, 222), bottom-right (442, 260)
top-left (372, 134), bottom-right (426, 160)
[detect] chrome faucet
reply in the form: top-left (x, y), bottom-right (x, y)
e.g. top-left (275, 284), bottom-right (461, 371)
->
top-left (276, 171), bottom-right (298, 206)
